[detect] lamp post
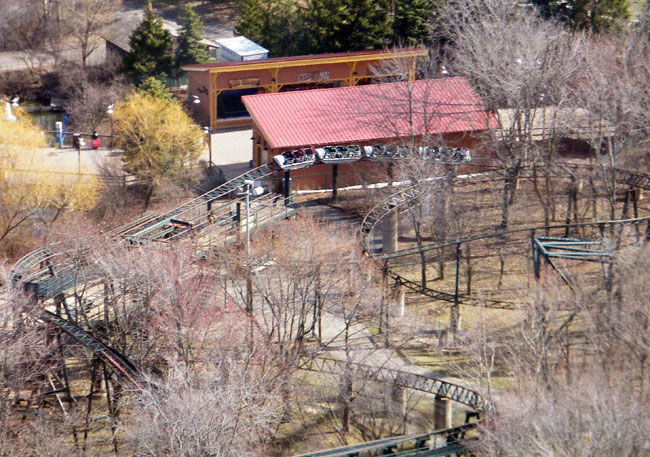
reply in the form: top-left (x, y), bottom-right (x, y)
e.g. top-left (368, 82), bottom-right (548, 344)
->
top-left (240, 179), bottom-right (264, 313)
top-left (188, 95), bottom-right (211, 166)
top-left (106, 104), bottom-right (114, 151)
top-left (204, 126), bottom-right (212, 167)
top-left (73, 133), bottom-right (85, 175)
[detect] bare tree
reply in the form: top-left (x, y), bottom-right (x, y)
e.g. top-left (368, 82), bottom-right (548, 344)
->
top-left (578, 241), bottom-right (650, 394)
top-left (574, 32), bottom-right (650, 218)
top-left (476, 375), bottom-right (650, 457)
top-left (0, 0), bottom-right (75, 76)
top-left (439, 0), bottom-right (590, 228)
top-left (124, 355), bottom-right (283, 457)
top-left (63, 67), bottom-right (129, 132)
top-left (62, 0), bottom-right (119, 68)
top-left (0, 265), bottom-right (81, 455)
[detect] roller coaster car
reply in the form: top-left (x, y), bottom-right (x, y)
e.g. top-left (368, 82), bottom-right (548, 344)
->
top-left (363, 144), bottom-right (409, 161)
top-left (169, 219), bottom-right (192, 229)
top-left (420, 146), bottom-right (472, 163)
top-left (273, 147), bottom-right (316, 170)
top-left (315, 144), bottom-right (362, 164)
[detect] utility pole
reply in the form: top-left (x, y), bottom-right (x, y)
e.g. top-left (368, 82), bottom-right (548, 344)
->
top-left (240, 180), bottom-right (264, 313)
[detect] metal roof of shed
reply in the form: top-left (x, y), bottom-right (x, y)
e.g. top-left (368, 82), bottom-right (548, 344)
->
top-left (215, 36), bottom-right (268, 56)
top-left (242, 77), bottom-right (499, 150)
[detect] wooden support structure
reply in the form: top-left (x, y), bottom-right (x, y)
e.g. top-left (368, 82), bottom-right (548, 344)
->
top-left (103, 364), bottom-right (119, 454)
top-left (391, 381), bottom-right (407, 428)
top-left (83, 357), bottom-right (100, 450)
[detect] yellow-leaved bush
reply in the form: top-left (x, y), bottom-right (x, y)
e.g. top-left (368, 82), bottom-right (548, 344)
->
top-left (0, 109), bottom-right (100, 244)
top-left (112, 92), bottom-right (204, 208)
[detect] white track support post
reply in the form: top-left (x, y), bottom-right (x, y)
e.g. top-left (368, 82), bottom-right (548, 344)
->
top-left (397, 283), bottom-right (406, 317)
top-left (382, 209), bottom-right (398, 254)
top-left (391, 381), bottom-right (407, 430)
top-left (434, 395), bottom-right (452, 430)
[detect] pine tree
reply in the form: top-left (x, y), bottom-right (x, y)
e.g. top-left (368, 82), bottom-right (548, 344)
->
top-left (392, 0), bottom-right (434, 46)
top-left (123, 1), bottom-right (174, 84)
top-left (236, 0), bottom-right (299, 56)
top-left (297, 0), bottom-right (345, 54)
top-left (344, 0), bottom-right (391, 51)
top-left (298, 0), bottom-right (391, 54)
top-left (532, 0), bottom-right (630, 33)
top-left (235, 0), bottom-right (264, 43)
top-left (175, 5), bottom-right (209, 67)
top-left (138, 76), bottom-right (174, 101)
top-left (262, 0), bottom-right (300, 56)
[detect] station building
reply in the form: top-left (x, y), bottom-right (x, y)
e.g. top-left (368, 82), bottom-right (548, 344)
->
top-left (181, 48), bottom-right (427, 130)
top-left (242, 76), bottom-right (500, 190)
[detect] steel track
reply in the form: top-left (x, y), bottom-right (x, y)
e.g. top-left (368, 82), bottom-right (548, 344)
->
top-left (301, 357), bottom-right (492, 413)
top-left (361, 163), bottom-right (650, 309)
top-left (14, 161), bottom-right (649, 456)
top-left (8, 161), bottom-right (495, 456)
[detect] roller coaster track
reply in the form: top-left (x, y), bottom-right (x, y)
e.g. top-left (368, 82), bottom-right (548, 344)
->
top-left (291, 357), bottom-right (489, 456)
top-left (39, 310), bottom-right (142, 388)
top-left (10, 164), bottom-right (284, 284)
top-left (361, 163), bottom-right (650, 310)
top-left (360, 168), bottom-right (509, 247)
top-left (302, 357), bottom-right (492, 413)
top-left (13, 161), bottom-right (650, 456)
top-left (8, 163), bottom-right (290, 390)
top-left (293, 426), bottom-right (476, 457)
top-left (301, 163), bottom-right (650, 456)
top-left (119, 164), bottom-right (276, 245)
top-left (362, 164), bottom-right (650, 254)
top-left (7, 161), bottom-right (496, 456)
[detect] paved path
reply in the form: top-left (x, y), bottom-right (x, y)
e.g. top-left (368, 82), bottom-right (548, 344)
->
top-left (35, 128), bottom-right (253, 179)
top-left (298, 201), bottom-right (475, 390)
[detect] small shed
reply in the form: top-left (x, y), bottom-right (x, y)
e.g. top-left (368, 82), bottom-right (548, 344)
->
top-left (216, 37), bottom-right (269, 62)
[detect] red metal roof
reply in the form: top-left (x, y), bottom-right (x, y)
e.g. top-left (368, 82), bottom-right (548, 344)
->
top-left (242, 77), bottom-right (499, 150)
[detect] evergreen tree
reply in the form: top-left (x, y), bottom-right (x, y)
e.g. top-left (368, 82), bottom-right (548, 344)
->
top-left (235, 0), bottom-right (264, 43)
top-left (298, 0), bottom-right (391, 54)
top-left (138, 76), bottom-right (174, 101)
top-left (175, 5), bottom-right (209, 67)
top-left (392, 0), bottom-right (434, 46)
top-left (236, 0), bottom-right (299, 56)
top-left (297, 0), bottom-right (346, 54)
top-left (345, 0), bottom-right (391, 51)
top-left (532, 0), bottom-right (630, 33)
top-left (123, 1), bottom-right (174, 84)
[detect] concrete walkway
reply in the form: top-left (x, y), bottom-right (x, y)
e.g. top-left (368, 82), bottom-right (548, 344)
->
top-left (35, 128), bottom-right (254, 178)
top-left (208, 129), bottom-right (253, 179)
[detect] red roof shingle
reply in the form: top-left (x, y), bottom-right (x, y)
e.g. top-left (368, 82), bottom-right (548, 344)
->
top-left (242, 77), bottom-right (499, 150)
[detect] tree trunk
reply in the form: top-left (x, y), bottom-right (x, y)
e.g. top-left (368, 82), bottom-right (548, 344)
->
top-left (143, 184), bottom-right (155, 211)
